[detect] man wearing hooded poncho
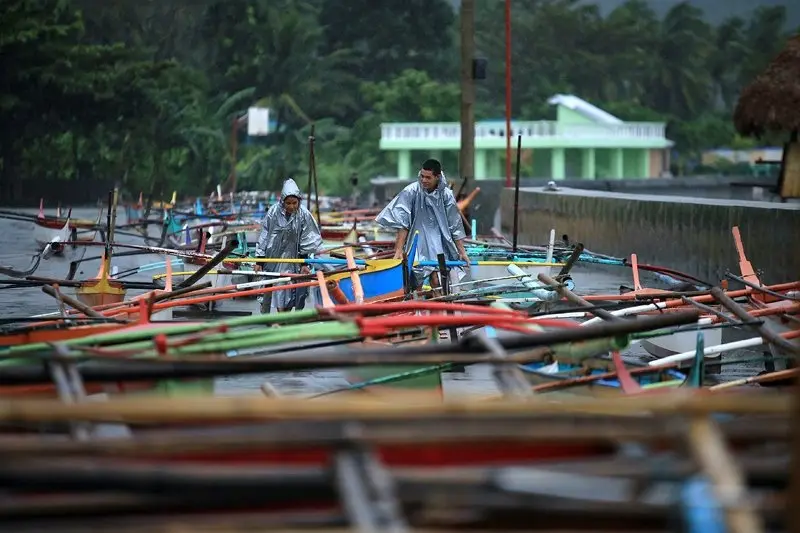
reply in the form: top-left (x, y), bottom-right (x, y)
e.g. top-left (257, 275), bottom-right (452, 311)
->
top-left (254, 178), bottom-right (323, 313)
top-left (375, 158), bottom-right (470, 292)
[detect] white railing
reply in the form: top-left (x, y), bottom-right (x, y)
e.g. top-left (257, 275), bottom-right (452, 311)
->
top-left (380, 121), bottom-right (667, 142)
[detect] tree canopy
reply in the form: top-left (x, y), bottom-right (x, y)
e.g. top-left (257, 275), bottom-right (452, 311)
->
top-left (0, 0), bottom-right (796, 203)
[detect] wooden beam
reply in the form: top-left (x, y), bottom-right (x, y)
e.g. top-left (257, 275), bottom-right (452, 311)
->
top-left (459, 0), bottom-right (475, 182)
top-left (789, 372), bottom-right (800, 533)
top-left (686, 416), bottom-right (764, 533)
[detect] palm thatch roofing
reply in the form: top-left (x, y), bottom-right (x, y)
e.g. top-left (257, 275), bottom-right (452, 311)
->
top-left (734, 35), bottom-right (800, 138)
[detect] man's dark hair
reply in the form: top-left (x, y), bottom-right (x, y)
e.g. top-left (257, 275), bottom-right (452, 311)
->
top-left (421, 158), bottom-right (442, 176)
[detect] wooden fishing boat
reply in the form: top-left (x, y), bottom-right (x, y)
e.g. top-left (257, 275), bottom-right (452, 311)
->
top-left (33, 216), bottom-right (70, 254)
top-left (320, 225), bottom-right (365, 241)
top-left (468, 258), bottom-right (564, 288)
top-left (74, 190), bottom-right (126, 307)
top-left (520, 359), bottom-right (689, 397)
top-left (344, 320), bottom-right (633, 396)
top-left (318, 207), bottom-right (379, 225)
top-left (344, 362), bottom-right (445, 391)
top-left (323, 259), bottom-right (405, 303)
top-left (0, 309), bottom-right (216, 398)
top-left (603, 231), bottom-right (798, 363)
top-left (0, 320), bottom-right (128, 348)
top-left (0, 426), bottom-right (622, 529)
top-left (74, 252), bottom-right (127, 307)
top-left (729, 226), bottom-right (800, 369)
top-left (178, 218), bottom-right (225, 247)
top-left (148, 436), bottom-right (613, 468)
top-left (520, 327), bottom-right (706, 399)
top-left (150, 191), bottom-right (178, 210)
top-left (0, 367), bottom-right (215, 399)
top-left (127, 256), bottom-right (175, 322)
top-left (0, 384), bottom-right (782, 530)
top-left (1, 259), bottom-right (199, 349)
top-left (459, 229), bottom-right (567, 298)
top-left (171, 232), bottom-right (234, 311)
top-left (123, 192), bottom-right (145, 224)
top-left (33, 200), bottom-right (98, 231)
top-left (614, 254), bottom-right (724, 359)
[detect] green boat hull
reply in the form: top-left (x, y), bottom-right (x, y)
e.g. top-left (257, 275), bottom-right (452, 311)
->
top-left (346, 364), bottom-right (444, 390)
top-left (144, 378), bottom-right (216, 397)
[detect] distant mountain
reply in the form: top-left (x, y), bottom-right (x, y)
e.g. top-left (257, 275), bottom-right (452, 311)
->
top-left (448, 0), bottom-right (800, 28)
top-left (583, 0), bottom-right (800, 26)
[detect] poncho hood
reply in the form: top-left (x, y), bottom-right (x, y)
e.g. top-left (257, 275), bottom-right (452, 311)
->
top-left (280, 179), bottom-right (302, 202)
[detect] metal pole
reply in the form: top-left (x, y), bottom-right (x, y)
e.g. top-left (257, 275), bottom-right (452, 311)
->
top-left (504, 0), bottom-right (512, 187)
top-left (229, 117), bottom-right (238, 195)
top-left (459, 0), bottom-right (475, 183)
top-left (511, 134), bottom-right (522, 251)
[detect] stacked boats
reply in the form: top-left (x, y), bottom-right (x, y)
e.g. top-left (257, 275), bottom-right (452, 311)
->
top-left (0, 187), bottom-right (797, 532)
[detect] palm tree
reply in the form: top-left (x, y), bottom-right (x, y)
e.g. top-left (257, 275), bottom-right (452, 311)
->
top-left (599, 0), bottom-right (661, 103)
top-left (709, 16), bottom-right (748, 110)
top-left (179, 87), bottom-right (257, 193)
top-left (645, 2), bottom-right (714, 118)
top-left (200, 0), bottom-right (359, 129)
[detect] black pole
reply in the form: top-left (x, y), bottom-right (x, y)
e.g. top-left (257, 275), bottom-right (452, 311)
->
top-left (511, 134), bottom-right (522, 252)
top-left (310, 130), bottom-right (321, 223)
top-left (401, 251), bottom-right (410, 296)
top-left (437, 253), bottom-right (459, 344)
top-left (177, 238), bottom-right (238, 289)
top-left (104, 190), bottom-right (113, 258)
top-left (306, 124), bottom-right (315, 212)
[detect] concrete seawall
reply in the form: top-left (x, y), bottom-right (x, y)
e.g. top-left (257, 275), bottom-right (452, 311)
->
top-left (499, 187), bottom-right (800, 283)
top-left (370, 175), bottom-right (781, 236)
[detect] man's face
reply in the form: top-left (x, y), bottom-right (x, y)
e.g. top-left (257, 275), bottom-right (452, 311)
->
top-left (283, 196), bottom-right (300, 214)
top-left (419, 169), bottom-right (439, 192)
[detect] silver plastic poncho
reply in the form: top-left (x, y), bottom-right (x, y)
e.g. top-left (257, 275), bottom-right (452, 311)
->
top-left (375, 172), bottom-right (466, 284)
top-left (255, 179), bottom-right (323, 311)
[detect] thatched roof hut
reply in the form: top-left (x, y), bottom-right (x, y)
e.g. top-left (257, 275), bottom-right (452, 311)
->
top-left (734, 35), bottom-right (800, 138)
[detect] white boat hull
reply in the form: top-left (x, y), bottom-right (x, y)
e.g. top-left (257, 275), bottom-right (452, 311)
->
top-left (34, 220), bottom-right (70, 254)
top-left (151, 306), bottom-right (174, 321)
top-left (170, 269), bottom-right (232, 311)
top-left (470, 263), bottom-right (553, 287)
top-left (640, 327), bottom-right (723, 359)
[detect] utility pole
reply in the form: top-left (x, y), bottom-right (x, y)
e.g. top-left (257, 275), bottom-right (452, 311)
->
top-left (459, 0), bottom-right (475, 183)
top-left (504, 0), bottom-right (512, 187)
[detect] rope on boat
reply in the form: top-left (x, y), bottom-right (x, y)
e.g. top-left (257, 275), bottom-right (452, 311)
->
top-left (309, 364), bottom-right (453, 398)
top-left (0, 253), bottom-right (42, 278)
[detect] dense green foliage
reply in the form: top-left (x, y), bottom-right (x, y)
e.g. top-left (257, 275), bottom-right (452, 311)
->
top-left (0, 0), bottom-right (796, 202)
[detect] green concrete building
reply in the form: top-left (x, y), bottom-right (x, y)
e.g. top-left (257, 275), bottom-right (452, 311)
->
top-left (379, 94), bottom-right (674, 180)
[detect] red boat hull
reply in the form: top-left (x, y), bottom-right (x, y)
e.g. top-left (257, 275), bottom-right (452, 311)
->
top-left (154, 440), bottom-right (613, 468)
top-left (321, 228), bottom-right (365, 240)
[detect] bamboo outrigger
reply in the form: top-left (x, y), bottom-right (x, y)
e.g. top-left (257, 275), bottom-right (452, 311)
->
top-left (75, 189), bottom-right (126, 307)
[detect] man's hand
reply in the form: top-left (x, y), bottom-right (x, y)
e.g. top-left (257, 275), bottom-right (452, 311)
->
top-left (393, 228), bottom-right (409, 261)
top-left (300, 265), bottom-right (311, 275)
top-left (455, 240), bottom-right (470, 269)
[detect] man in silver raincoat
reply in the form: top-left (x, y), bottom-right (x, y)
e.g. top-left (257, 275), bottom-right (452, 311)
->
top-left (254, 178), bottom-right (323, 313)
top-left (375, 158), bottom-right (469, 290)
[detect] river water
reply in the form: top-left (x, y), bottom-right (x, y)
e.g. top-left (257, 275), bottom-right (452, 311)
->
top-left (0, 208), bottom-right (763, 397)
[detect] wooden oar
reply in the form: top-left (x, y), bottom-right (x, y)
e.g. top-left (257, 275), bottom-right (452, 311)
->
top-left (13, 277), bottom-right (156, 291)
top-left (709, 368), bottom-right (800, 391)
top-left (177, 239), bottom-right (239, 289)
top-left (582, 281), bottom-right (800, 303)
top-left (41, 285), bottom-right (105, 319)
top-left (711, 286), bottom-right (800, 355)
top-left (0, 389), bottom-right (788, 425)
